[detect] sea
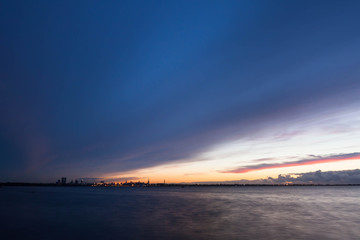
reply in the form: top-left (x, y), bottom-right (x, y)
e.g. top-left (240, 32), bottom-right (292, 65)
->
top-left (1, 186), bottom-right (359, 240)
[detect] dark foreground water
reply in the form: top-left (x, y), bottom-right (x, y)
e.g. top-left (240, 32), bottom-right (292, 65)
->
top-left (1, 186), bottom-right (359, 240)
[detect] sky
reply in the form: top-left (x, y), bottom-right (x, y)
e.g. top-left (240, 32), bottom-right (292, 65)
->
top-left (1, 0), bottom-right (360, 183)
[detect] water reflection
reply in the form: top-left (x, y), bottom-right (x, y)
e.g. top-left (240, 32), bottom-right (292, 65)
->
top-left (1, 186), bottom-right (359, 239)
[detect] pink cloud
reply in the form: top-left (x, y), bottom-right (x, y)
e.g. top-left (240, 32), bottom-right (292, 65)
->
top-left (222, 152), bottom-right (360, 174)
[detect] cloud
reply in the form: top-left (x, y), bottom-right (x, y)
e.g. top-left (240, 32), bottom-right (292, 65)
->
top-left (269, 169), bottom-right (360, 184)
top-left (1, 1), bottom-right (360, 181)
top-left (222, 152), bottom-right (360, 174)
top-left (251, 157), bottom-right (277, 162)
top-left (194, 169), bottom-right (360, 185)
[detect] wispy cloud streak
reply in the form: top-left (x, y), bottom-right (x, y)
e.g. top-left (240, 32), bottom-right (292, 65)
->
top-left (222, 152), bottom-right (360, 174)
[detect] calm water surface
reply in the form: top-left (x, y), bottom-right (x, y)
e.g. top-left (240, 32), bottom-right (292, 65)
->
top-left (1, 186), bottom-right (359, 240)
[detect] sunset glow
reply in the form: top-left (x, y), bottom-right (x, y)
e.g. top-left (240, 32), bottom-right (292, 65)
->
top-left (105, 106), bottom-right (360, 183)
top-left (1, 1), bottom-right (360, 184)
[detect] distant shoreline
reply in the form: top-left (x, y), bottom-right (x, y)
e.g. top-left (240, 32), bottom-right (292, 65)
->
top-left (1, 182), bottom-right (360, 187)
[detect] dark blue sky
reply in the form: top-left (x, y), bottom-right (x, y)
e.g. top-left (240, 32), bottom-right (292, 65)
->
top-left (1, 0), bottom-right (360, 182)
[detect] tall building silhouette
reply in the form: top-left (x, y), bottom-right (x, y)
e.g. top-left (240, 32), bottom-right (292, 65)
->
top-left (61, 177), bottom-right (67, 184)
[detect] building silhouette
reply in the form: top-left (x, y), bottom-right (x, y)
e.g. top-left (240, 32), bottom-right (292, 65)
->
top-left (61, 177), bottom-right (67, 185)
